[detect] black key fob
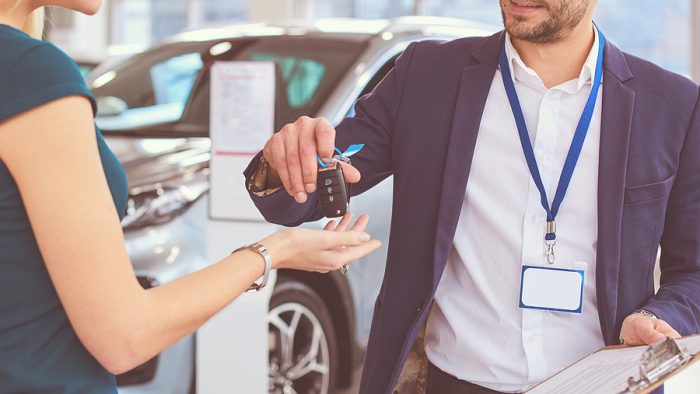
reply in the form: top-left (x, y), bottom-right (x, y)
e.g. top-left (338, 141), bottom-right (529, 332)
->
top-left (317, 161), bottom-right (350, 218)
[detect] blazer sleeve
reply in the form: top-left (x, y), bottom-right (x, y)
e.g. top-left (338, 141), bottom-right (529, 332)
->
top-left (242, 42), bottom-right (418, 227)
top-left (644, 87), bottom-right (700, 335)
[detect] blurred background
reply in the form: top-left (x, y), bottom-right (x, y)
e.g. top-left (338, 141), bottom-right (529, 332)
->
top-left (39, 1), bottom-right (700, 393)
top-left (48, 0), bottom-right (697, 80)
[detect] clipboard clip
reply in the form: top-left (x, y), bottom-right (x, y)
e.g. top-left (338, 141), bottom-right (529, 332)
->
top-left (620, 337), bottom-right (692, 393)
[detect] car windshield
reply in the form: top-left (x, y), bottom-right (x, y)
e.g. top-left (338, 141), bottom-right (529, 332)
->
top-left (90, 36), bottom-right (366, 133)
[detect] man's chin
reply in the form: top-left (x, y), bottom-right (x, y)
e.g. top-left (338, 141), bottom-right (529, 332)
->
top-left (506, 24), bottom-right (539, 40)
top-left (505, 13), bottom-right (544, 31)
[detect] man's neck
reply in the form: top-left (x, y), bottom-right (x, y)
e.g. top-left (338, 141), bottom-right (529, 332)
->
top-left (511, 21), bottom-right (596, 89)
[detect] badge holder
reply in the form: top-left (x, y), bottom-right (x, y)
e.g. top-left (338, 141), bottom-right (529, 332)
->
top-left (519, 264), bottom-right (585, 314)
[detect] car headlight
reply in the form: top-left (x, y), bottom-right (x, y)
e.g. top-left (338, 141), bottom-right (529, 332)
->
top-left (121, 171), bottom-right (209, 231)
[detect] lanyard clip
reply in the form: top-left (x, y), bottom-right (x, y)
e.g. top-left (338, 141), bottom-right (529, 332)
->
top-left (545, 221), bottom-right (556, 264)
top-left (545, 241), bottom-right (556, 264)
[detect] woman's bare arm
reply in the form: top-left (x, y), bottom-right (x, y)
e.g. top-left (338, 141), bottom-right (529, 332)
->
top-left (0, 96), bottom-right (380, 374)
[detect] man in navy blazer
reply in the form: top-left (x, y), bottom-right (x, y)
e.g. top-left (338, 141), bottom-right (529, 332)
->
top-left (245, 0), bottom-right (700, 392)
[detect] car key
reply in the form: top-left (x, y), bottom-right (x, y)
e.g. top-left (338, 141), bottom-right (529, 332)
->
top-left (317, 159), bottom-right (350, 218)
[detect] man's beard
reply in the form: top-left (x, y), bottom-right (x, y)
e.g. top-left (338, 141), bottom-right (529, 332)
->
top-left (501, 1), bottom-right (590, 44)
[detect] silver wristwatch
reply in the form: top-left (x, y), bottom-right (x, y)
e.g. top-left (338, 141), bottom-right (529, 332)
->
top-left (233, 242), bottom-right (272, 292)
top-left (634, 309), bottom-right (658, 320)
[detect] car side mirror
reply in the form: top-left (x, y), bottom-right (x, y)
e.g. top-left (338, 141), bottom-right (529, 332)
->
top-left (96, 96), bottom-right (128, 117)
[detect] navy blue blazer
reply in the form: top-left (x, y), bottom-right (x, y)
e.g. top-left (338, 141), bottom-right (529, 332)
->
top-left (245, 31), bottom-right (700, 394)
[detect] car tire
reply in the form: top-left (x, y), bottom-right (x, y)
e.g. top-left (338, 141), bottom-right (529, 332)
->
top-left (268, 277), bottom-right (339, 394)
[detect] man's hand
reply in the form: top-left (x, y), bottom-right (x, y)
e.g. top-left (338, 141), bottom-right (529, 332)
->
top-left (263, 116), bottom-right (361, 204)
top-left (620, 312), bottom-right (681, 346)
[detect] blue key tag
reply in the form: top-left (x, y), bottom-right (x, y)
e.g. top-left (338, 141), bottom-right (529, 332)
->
top-left (341, 144), bottom-right (364, 157)
top-left (317, 144), bottom-right (365, 168)
top-left (519, 264), bottom-right (585, 314)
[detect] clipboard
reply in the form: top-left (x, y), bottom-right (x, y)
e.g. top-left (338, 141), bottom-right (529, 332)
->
top-left (527, 335), bottom-right (700, 394)
top-left (621, 336), bottom-right (700, 393)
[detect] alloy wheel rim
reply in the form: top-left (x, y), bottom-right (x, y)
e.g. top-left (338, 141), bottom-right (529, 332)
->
top-left (268, 302), bottom-right (331, 394)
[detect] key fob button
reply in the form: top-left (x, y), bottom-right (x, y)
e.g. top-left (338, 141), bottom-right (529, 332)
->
top-left (321, 185), bottom-right (343, 195)
top-left (321, 193), bottom-right (341, 204)
top-left (322, 178), bottom-right (338, 186)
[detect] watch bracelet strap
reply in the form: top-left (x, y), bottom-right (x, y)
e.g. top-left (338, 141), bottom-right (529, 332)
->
top-left (634, 309), bottom-right (658, 319)
top-left (233, 242), bottom-right (272, 292)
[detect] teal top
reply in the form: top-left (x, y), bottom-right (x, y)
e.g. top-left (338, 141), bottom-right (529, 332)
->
top-left (0, 25), bottom-right (127, 393)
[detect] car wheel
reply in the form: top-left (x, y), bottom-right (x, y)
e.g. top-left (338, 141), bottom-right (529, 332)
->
top-left (268, 278), bottom-right (338, 394)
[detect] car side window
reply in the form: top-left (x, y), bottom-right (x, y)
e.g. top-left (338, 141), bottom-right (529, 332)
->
top-left (249, 53), bottom-right (327, 109)
top-left (149, 53), bottom-right (203, 108)
top-left (182, 37), bottom-right (364, 133)
top-left (91, 43), bottom-right (208, 132)
top-left (346, 53), bottom-right (401, 118)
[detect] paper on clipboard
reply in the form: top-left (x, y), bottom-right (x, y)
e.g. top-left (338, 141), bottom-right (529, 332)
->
top-left (209, 61), bottom-right (275, 221)
top-left (527, 336), bottom-right (700, 394)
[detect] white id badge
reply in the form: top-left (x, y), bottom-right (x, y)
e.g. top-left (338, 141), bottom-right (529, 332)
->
top-left (519, 265), bottom-right (585, 314)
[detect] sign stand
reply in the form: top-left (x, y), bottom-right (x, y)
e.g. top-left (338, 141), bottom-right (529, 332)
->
top-left (198, 61), bottom-right (277, 393)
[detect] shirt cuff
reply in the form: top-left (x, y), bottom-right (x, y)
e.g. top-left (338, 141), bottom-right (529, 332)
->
top-left (247, 155), bottom-right (283, 197)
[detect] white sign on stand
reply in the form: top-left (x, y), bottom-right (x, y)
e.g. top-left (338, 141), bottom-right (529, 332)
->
top-left (198, 221), bottom-right (277, 394)
top-left (200, 61), bottom-right (278, 393)
top-left (209, 61), bottom-right (276, 221)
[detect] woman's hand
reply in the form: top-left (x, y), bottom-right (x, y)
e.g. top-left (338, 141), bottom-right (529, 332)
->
top-left (261, 212), bottom-right (381, 273)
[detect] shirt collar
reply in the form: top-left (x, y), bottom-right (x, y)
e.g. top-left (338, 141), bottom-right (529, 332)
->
top-left (503, 27), bottom-right (601, 92)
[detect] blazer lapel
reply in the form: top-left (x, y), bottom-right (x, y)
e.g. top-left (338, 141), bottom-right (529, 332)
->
top-left (431, 33), bottom-right (503, 283)
top-left (596, 42), bottom-right (635, 344)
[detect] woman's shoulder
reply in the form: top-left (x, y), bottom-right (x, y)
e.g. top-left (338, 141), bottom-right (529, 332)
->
top-left (0, 24), bottom-right (84, 86)
top-left (0, 25), bottom-right (95, 122)
top-left (0, 24), bottom-right (71, 69)
top-left (0, 24), bottom-right (43, 58)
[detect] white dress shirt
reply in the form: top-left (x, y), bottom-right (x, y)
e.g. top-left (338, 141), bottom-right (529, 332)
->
top-left (424, 30), bottom-right (605, 392)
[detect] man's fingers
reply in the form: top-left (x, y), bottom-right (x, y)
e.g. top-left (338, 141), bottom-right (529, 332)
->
top-left (270, 137), bottom-right (293, 196)
top-left (622, 336), bottom-right (644, 346)
top-left (284, 129), bottom-right (307, 203)
top-left (639, 325), bottom-right (666, 344)
top-left (655, 320), bottom-right (682, 339)
top-left (298, 119), bottom-right (319, 193)
top-left (315, 118), bottom-right (336, 160)
top-left (339, 161), bottom-right (362, 184)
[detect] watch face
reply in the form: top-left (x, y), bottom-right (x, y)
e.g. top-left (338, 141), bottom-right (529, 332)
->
top-left (634, 309), bottom-right (657, 320)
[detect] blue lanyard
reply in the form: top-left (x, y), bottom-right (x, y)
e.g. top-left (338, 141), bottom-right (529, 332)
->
top-left (317, 144), bottom-right (365, 168)
top-left (499, 26), bottom-right (606, 263)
